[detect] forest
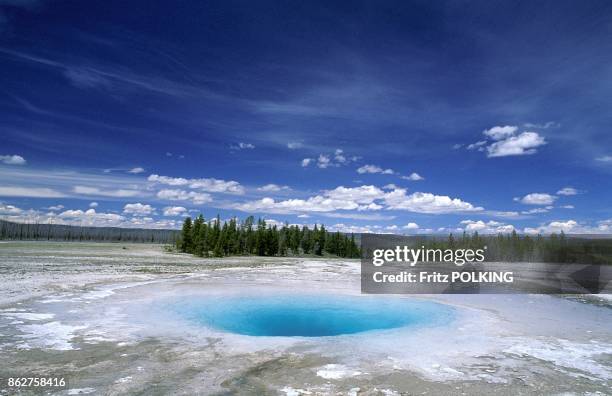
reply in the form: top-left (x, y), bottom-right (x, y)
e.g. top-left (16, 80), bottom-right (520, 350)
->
top-left (2, 217), bottom-right (611, 264)
top-left (176, 215), bottom-right (361, 258)
top-left (410, 230), bottom-right (612, 265)
top-left (0, 219), bottom-right (178, 243)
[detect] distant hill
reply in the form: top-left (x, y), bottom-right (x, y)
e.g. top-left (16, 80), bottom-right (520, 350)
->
top-left (0, 220), bottom-right (179, 244)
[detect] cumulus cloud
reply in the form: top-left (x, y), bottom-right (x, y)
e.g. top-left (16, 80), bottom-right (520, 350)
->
top-left (515, 193), bottom-right (557, 205)
top-left (0, 203), bottom-right (22, 215)
top-left (384, 189), bottom-right (483, 214)
top-left (487, 131), bottom-right (546, 157)
top-left (257, 184), bottom-right (290, 192)
top-left (128, 167), bottom-right (145, 174)
top-left (0, 186), bottom-right (66, 198)
top-left (234, 185), bottom-right (384, 214)
top-left (235, 185), bottom-right (482, 215)
top-left (123, 203), bottom-right (154, 215)
top-left (148, 174), bottom-right (244, 194)
top-left (401, 172), bottom-right (424, 181)
top-left (45, 205), bottom-right (64, 211)
top-left (0, 154), bottom-right (26, 165)
top-left (524, 220), bottom-right (580, 235)
top-left (89, 202), bottom-right (98, 208)
top-left (317, 154), bottom-right (331, 168)
top-left (357, 164), bottom-right (394, 175)
top-left (156, 189), bottom-right (212, 205)
top-left (57, 209), bottom-right (125, 226)
top-left (403, 222), bottom-right (419, 230)
top-left (556, 187), bottom-right (579, 196)
top-left (483, 125), bottom-right (518, 140)
top-left (522, 219), bottom-right (612, 235)
top-left (73, 186), bottom-right (140, 198)
top-left (163, 206), bottom-right (187, 216)
top-left (302, 149), bottom-right (357, 169)
top-left (287, 142), bottom-right (303, 149)
top-left (468, 126), bottom-right (547, 158)
top-left (460, 220), bottom-right (515, 234)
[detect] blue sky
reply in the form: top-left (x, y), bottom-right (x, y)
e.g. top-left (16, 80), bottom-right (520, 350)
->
top-left (1, 0), bottom-right (611, 234)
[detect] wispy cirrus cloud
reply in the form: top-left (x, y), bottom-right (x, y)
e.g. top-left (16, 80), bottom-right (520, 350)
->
top-left (73, 186), bottom-right (140, 198)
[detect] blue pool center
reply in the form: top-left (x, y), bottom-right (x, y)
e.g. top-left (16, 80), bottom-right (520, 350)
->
top-left (172, 294), bottom-right (454, 337)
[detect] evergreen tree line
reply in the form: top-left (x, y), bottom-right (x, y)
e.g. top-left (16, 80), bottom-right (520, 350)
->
top-left (0, 220), bottom-right (179, 243)
top-left (177, 215), bottom-right (361, 258)
top-left (415, 230), bottom-right (612, 264)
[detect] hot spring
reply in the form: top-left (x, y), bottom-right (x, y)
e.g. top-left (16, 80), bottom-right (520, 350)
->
top-left (170, 295), bottom-right (454, 337)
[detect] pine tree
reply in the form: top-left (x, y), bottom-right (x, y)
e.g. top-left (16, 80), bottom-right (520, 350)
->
top-left (180, 217), bottom-right (193, 253)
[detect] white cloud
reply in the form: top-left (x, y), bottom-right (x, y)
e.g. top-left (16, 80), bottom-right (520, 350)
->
top-left (382, 184), bottom-right (398, 190)
top-left (384, 189), bottom-right (483, 214)
top-left (467, 140), bottom-right (487, 151)
top-left (89, 202), bottom-right (98, 208)
top-left (524, 121), bottom-right (559, 129)
top-left (123, 203), bottom-right (154, 215)
top-left (403, 222), bottom-right (419, 230)
top-left (328, 223), bottom-right (380, 234)
top-left (320, 212), bottom-right (395, 221)
top-left (235, 185), bottom-right (482, 215)
top-left (231, 142), bottom-right (255, 150)
top-left (0, 186), bottom-right (66, 198)
top-left (486, 131), bottom-right (546, 157)
top-left (560, 205), bottom-right (574, 209)
top-left (148, 174), bottom-right (244, 194)
top-left (401, 172), bottom-right (424, 181)
top-left (156, 189), bottom-right (212, 205)
top-left (57, 209), bottom-right (125, 226)
top-left (524, 219), bottom-right (612, 235)
top-left (483, 125), bottom-right (518, 140)
top-left (469, 126), bottom-right (547, 158)
top-left (287, 142), bottom-right (303, 149)
top-left (317, 154), bottom-right (331, 168)
top-left (521, 207), bottom-right (550, 214)
top-left (0, 203), bottom-right (22, 215)
top-left (45, 205), bottom-right (64, 211)
top-left (325, 185), bottom-right (386, 204)
top-left (257, 184), bottom-right (290, 192)
top-left (460, 220), bottom-right (515, 234)
top-left (556, 187), bottom-right (579, 196)
top-left (0, 154), bottom-right (26, 165)
top-left (596, 155), bottom-right (612, 162)
top-left (303, 150), bottom-right (357, 169)
top-left (128, 167), bottom-right (145, 174)
top-left (163, 206), bottom-right (187, 216)
top-left (334, 149), bottom-right (347, 164)
top-left (234, 185), bottom-right (385, 214)
top-left (515, 193), bottom-right (557, 205)
top-left (357, 164), bottom-right (394, 175)
top-left (73, 186), bottom-right (140, 198)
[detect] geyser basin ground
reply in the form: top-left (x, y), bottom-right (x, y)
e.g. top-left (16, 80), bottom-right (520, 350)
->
top-left (1, 243), bottom-right (611, 395)
top-left (170, 295), bottom-right (454, 337)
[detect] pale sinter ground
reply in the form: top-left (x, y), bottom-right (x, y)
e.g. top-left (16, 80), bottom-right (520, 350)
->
top-left (0, 241), bottom-right (610, 396)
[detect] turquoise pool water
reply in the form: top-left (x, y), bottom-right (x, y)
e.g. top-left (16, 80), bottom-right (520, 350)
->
top-left (171, 295), bottom-right (454, 337)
